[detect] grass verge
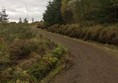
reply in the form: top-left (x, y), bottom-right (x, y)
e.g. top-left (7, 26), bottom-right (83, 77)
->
top-left (0, 23), bottom-right (71, 83)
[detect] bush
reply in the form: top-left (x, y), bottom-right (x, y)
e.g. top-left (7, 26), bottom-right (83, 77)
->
top-left (9, 40), bottom-right (38, 60)
top-left (52, 46), bottom-right (65, 58)
top-left (29, 54), bottom-right (58, 81)
top-left (29, 45), bottom-right (67, 82)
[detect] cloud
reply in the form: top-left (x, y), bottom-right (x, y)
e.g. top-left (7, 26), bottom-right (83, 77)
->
top-left (0, 0), bottom-right (50, 22)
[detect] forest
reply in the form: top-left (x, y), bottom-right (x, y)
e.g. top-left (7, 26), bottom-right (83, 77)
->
top-left (42, 0), bottom-right (118, 46)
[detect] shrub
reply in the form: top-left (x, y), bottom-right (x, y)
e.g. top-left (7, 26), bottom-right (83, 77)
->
top-left (29, 54), bottom-right (58, 81)
top-left (9, 40), bottom-right (38, 60)
top-left (29, 45), bottom-right (67, 82)
top-left (52, 46), bottom-right (65, 58)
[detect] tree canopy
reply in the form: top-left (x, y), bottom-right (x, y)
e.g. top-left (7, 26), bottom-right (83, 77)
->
top-left (43, 0), bottom-right (118, 25)
top-left (43, 0), bottom-right (62, 26)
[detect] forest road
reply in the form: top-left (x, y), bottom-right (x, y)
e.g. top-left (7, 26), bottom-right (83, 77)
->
top-left (38, 29), bottom-right (118, 83)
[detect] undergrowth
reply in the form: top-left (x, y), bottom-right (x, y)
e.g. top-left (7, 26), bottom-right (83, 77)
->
top-left (46, 24), bottom-right (118, 46)
top-left (0, 23), bottom-right (71, 83)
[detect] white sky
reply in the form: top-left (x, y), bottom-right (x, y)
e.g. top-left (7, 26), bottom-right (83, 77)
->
top-left (0, 0), bottom-right (50, 22)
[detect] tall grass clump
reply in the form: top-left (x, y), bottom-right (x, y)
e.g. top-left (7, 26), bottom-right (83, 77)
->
top-left (47, 24), bottom-right (118, 46)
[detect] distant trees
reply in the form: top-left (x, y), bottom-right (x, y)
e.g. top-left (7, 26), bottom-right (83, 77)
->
top-left (32, 18), bottom-right (34, 23)
top-left (0, 8), bottom-right (8, 23)
top-left (24, 18), bottom-right (28, 24)
top-left (61, 0), bottom-right (118, 23)
top-left (42, 0), bottom-right (118, 25)
top-left (19, 18), bottom-right (31, 23)
top-left (43, 0), bottom-right (62, 26)
top-left (19, 18), bottom-right (22, 23)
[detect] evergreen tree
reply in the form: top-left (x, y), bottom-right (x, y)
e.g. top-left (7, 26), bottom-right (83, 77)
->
top-left (19, 18), bottom-right (22, 23)
top-left (61, 0), bottom-right (118, 23)
top-left (0, 8), bottom-right (8, 23)
top-left (0, 12), bottom-right (2, 22)
top-left (43, 0), bottom-right (62, 26)
top-left (24, 18), bottom-right (28, 23)
top-left (32, 18), bottom-right (34, 23)
top-left (63, 9), bottom-right (73, 23)
top-left (106, 0), bottom-right (118, 23)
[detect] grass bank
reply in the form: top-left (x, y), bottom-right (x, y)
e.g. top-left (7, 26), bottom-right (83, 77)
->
top-left (44, 24), bottom-right (118, 46)
top-left (0, 23), bottom-right (71, 83)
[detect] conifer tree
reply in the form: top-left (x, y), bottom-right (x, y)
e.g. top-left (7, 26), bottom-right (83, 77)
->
top-left (0, 8), bottom-right (8, 23)
top-left (19, 18), bottom-right (22, 23)
top-left (43, 0), bottom-right (62, 26)
top-left (24, 18), bottom-right (28, 23)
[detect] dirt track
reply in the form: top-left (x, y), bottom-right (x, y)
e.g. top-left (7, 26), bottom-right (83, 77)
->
top-left (38, 29), bottom-right (118, 83)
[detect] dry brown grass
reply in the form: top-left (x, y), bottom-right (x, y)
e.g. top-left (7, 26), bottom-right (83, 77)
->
top-left (47, 24), bottom-right (118, 46)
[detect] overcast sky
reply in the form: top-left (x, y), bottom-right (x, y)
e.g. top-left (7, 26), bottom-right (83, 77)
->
top-left (0, 0), bottom-right (50, 22)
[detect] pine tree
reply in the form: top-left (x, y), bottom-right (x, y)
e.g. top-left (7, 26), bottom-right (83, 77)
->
top-left (32, 18), bottom-right (34, 23)
top-left (61, 0), bottom-right (118, 23)
top-left (24, 18), bottom-right (28, 23)
top-left (43, 0), bottom-right (62, 26)
top-left (19, 18), bottom-right (22, 23)
top-left (0, 8), bottom-right (8, 23)
top-left (0, 12), bottom-right (2, 22)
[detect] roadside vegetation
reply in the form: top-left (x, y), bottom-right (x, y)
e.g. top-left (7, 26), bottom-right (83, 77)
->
top-left (40, 0), bottom-right (118, 46)
top-left (0, 23), bottom-right (71, 82)
top-left (46, 24), bottom-right (118, 46)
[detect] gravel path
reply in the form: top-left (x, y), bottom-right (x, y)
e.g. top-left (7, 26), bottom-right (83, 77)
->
top-left (38, 29), bottom-right (118, 83)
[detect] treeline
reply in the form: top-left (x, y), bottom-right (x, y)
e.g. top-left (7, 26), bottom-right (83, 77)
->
top-left (43, 0), bottom-right (118, 25)
top-left (61, 0), bottom-right (118, 24)
top-left (42, 0), bottom-right (118, 46)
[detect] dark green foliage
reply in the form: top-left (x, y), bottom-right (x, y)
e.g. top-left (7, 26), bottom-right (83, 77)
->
top-left (19, 18), bottom-right (22, 23)
top-left (52, 46), bottom-right (65, 58)
top-left (24, 18), bottom-right (28, 24)
top-left (29, 56), bottom-right (56, 81)
top-left (30, 61), bottom-right (52, 81)
top-left (0, 9), bottom-right (9, 23)
top-left (61, 0), bottom-right (118, 23)
top-left (63, 9), bottom-right (73, 23)
top-left (86, 0), bottom-right (118, 23)
top-left (43, 0), bottom-right (63, 26)
top-left (43, 0), bottom-right (118, 24)
top-left (29, 46), bottom-right (66, 81)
